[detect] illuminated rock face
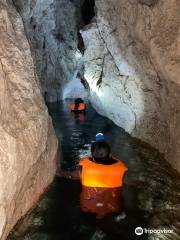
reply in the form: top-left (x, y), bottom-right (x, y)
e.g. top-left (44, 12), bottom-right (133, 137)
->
top-left (13, 0), bottom-right (84, 102)
top-left (0, 1), bottom-right (58, 239)
top-left (82, 0), bottom-right (180, 172)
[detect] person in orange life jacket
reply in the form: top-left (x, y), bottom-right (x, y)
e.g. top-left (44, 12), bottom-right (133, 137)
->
top-left (69, 98), bottom-right (86, 113)
top-left (58, 134), bottom-right (128, 219)
top-left (79, 141), bottom-right (128, 219)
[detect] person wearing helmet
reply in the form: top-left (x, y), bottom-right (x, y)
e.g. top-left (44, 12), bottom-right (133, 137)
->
top-left (79, 140), bottom-right (127, 218)
top-left (57, 133), bottom-right (128, 219)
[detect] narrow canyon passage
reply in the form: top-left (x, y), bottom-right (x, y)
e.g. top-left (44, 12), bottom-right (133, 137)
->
top-left (1, 0), bottom-right (180, 239)
top-left (8, 101), bottom-right (180, 240)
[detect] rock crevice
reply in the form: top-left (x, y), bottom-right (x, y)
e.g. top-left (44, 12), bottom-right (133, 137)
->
top-left (81, 0), bottom-right (180, 172)
top-left (13, 0), bottom-right (85, 102)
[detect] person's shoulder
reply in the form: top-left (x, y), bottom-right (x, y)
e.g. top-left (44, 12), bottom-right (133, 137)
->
top-left (79, 156), bottom-right (91, 166)
top-left (113, 157), bottom-right (128, 170)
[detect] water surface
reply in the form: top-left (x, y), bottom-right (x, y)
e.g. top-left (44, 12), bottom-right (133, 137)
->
top-left (8, 101), bottom-right (180, 240)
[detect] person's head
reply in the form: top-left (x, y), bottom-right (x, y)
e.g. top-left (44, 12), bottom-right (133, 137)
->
top-left (75, 98), bottom-right (84, 104)
top-left (91, 141), bottom-right (111, 164)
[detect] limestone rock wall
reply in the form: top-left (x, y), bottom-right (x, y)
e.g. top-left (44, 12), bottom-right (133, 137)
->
top-left (13, 0), bottom-right (84, 102)
top-left (0, 1), bottom-right (58, 239)
top-left (81, 0), bottom-right (180, 172)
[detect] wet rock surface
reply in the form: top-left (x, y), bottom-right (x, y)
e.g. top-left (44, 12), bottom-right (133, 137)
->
top-left (7, 101), bottom-right (180, 240)
top-left (81, 0), bottom-right (180, 173)
top-left (0, 1), bottom-right (58, 239)
top-left (13, 0), bottom-right (85, 102)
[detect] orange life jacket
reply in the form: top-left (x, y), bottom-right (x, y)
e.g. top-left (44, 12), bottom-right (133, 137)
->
top-left (79, 157), bottom-right (127, 218)
top-left (79, 158), bottom-right (128, 188)
top-left (70, 103), bottom-right (86, 111)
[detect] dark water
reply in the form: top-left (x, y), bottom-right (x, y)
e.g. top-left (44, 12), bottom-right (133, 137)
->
top-left (8, 100), bottom-right (180, 240)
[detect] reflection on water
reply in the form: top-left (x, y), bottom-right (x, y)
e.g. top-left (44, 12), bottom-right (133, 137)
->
top-left (8, 100), bottom-right (180, 240)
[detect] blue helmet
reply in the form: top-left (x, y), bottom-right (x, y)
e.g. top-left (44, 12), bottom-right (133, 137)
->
top-left (96, 133), bottom-right (105, 142)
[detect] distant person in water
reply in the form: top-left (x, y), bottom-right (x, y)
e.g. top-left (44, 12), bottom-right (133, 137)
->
top-left (58, 133), bottom-right (128, 219)
top-left (70, 98), bottom-right (86, 113)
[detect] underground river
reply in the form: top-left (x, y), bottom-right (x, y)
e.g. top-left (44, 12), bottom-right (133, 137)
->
top-left (8, 100), bottom-right (180, 240)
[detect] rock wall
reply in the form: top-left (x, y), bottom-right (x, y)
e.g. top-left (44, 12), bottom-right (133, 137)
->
top-left (81, 0), bottom-right (180, 172)
top-left (13, 0), bottom-right (84, 102)
top-left (0, 1), bottom-right (58, 239)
